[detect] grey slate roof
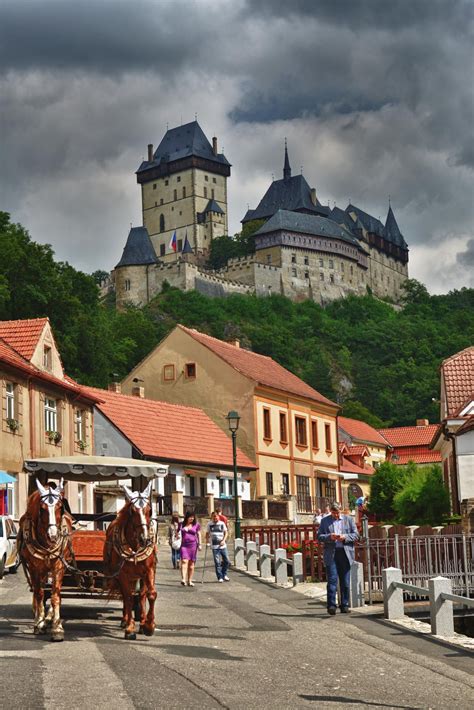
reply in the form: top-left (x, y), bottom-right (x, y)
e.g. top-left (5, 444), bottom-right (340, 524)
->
top-left (346, 204), bottom-right (385, 237)
top-left (203, 199), bottom-right (224, 215)
top-left (242, 174), bottom-right (329, 223)
top-left (254, 209), bottom-right (362, 248)
top-left (116, 227), bottom-right (157, 268)
top-left (329, 206), bottom-right (363, 234)
top-left (137, 121), bottom-right (230, 173)
top-left (385, 206), bottom-right (408, 248)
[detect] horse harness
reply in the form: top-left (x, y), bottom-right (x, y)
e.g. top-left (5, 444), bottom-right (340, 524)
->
top-left (106, 520), bottom-right (157, 565)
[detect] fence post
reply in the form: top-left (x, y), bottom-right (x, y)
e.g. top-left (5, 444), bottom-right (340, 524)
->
top-left (259, 544), bottom-right (271, 579)
top-left (394, 533), bottom-right (400, 569)
top-left (246, 540), bottom-right (258, 573)
top-left (350, 561), bottom-right (364, 608)
top-left (429, 576), bottom-right (454, 637)
top-left (274, 548), bottom-right (288, 585)
top-left (292, 552), bottom-right (303, 585)
top-left (234, 538), bottom-right (245, 568)
top-left (383, 567), bottom-right (404, 620)
top-left (462, 534), bottom-right (470, 597)
top-left (261, 498), bottom-right (269, 520)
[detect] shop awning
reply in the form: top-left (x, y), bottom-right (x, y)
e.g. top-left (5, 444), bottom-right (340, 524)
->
top-left (0, 471), bottom-right (17, 484)
top-left (24, 456), bottom-right (169, 481)
top-left (314, 467), bottom-right (345, 478)
top-left (218, 470), bottom-right (242, 480)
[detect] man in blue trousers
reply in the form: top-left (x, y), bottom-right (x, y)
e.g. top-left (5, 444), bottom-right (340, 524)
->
top-left (317, 502), bottom-right (359, 615)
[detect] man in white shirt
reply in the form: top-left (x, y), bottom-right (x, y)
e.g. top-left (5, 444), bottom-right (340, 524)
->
top-left (206, 511), bottom-right (229, 583)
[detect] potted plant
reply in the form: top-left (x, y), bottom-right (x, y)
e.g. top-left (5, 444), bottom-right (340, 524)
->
top-left (46, 430), bottom-right (62, 444)
top-left (77, 439), bottom-right (86, 451)
top-left (6, 418), bottom-right (19, 432)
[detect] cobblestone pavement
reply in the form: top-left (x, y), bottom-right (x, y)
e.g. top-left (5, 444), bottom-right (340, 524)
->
top-left (1, 550), bottom-right (473, 710)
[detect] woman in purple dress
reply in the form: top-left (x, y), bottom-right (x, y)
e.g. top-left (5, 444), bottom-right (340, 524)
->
top-left (179, 511), bottom-right (201, 586)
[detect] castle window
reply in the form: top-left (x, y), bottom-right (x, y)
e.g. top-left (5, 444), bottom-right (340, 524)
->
top-left (124, 279), bottom-right (131, 291)
top-left (319, 258), bottom-right (323, 267)
top-left (304, 256), bottom-right (309, 266)
top-left (165, 180), bottom-right (169, 186)
top-left (291, 254), bottom-right (296, 263)
top-left (212, 177), bottom-right (216, 184)
top-left (320, 272), bottom-right (324, 281)
top-left (330, 274), bottom-right (334, 283)
top-left (292, 268), bottom-right (297, 277)
top-left (204, 187), bottom-right (207, 198)
top-left (211, 189), bottom-right (215, 199)
top-left (173, 189), bottom-right (177, 201)
top-left (160, 214), bottom-right (165, 232)
top-left (154, 201), bottom-right (157, 207)
top-left (350, 265), bottom-right (354, 274)
top-left (305, 272), bottom-right (309, 279)
top-left (182, 186), bottom-right (186, 198)
top-left (153, 183), bottom-right (157, 190)
top-left (329, 259), bottom-right (334, 269)
top-left (266, 254), bottom-right (272, 264)
top-left (341, 262), bottom-right (344, 271)
top-left (163, 364), bottom-right (175, 382)
top-left (179, 211), bottom-right (182, 216)
top-left (205, 175), bottom-right (209, 181)
top-left (160, 198), bottom-right (163, 205)
top-left (160, 244), bottom-right (165, 256)
top-left (177, 176), bottom-right (181, 182)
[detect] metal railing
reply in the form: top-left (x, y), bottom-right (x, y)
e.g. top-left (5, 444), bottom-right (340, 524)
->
top-left (382, 567), bottom-right (474, 638)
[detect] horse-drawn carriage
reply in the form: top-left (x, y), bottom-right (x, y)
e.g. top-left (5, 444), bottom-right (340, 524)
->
top-left (19, 455), bottom-right (168, 641)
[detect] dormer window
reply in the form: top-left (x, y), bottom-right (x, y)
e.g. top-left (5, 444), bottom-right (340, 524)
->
top-left (43, 346), bottom-right (52, 370)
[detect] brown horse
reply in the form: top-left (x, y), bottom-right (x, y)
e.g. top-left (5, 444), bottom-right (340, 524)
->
top-left (104, 482), bottom-right (157, 640)
top-left (18, 479), bottom-right (73, 641)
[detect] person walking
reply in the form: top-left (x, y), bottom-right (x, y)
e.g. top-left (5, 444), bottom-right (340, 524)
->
top-left (317, 502), bottom-right (359, 615)
top-left (205, 511), bottom-right (230, 583)
top-left (179, 511), bottom-right (201, 586)
top-left (215, 506), bottom-right (228, 526)
top-left (168, 511), bottom-right (181, 570)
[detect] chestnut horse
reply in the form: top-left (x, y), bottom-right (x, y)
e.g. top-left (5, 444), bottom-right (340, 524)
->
top-left (18, 479), bottom-right (73, 641)
top-left (104, 482), bottom-right (157, 640)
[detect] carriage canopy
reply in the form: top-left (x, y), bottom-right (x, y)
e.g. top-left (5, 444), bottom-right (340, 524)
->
top-left (24, 456), bottom-right (169, 481)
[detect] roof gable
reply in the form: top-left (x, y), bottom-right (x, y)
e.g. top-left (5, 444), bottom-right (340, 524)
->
top-left (379, 423), bottom-right (440, 448)
top-left (243, 175), bottom-right (329, 223)
top-left (0, 318), bottom-right (48, 360)
top-left (116, 227), bottom-right (157, 268)
top-left (338, 416), bottom-right (391, 447)
top-left (178, 325), bottom-right (338, 408)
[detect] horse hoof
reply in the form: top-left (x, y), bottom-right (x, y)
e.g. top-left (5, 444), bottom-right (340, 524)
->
top-left (50, 632), bottom-right (64, 642)
top-left (120, 619), bottom-right (127, 629)
top-left (138, 625), bottom-right (145, 635)
top-left (143, 626), bottom-right (155, 637)
top-left (124, 632), bottom-right (136, 641)
top-left (35, 624), bottom-right (47, 635)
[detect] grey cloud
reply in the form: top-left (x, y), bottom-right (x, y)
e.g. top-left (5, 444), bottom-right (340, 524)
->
top-left (457, 239), bottom-right (474, 267)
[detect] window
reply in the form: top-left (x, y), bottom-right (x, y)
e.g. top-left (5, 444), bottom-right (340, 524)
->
top-left (177, 238), bottom-right (183, 251)
top-left (295, 416), bottom-right (307, 447)
top-left (330, 274), bottom-right (335, 283)
top-left (75, 409), bottom-right (84, 442)
top-left (304, 256), bottom-right (309, 265)
top-left (160, 243), bottom-right (165, 256)
top-left (341, 262), bottom-right (344, 271)
top-left (78, 484), bottom-right (85, 514)
top-left (319, 258), bottom-right (324, 267)
top-left (212, 177), bottom-right (216, 183)
top-left (182, 186), bottom-right (186, 198)
top-left (296, 475), bottom-right (310, 502)
top-left (160, 198), bottom-right (163, 205)
top-left (266, 472), bottom-right (274, 496)
top-left (263, 408), bottom-right (272, 440)
top-left (124, 279), bottom-right (131, 291)
top-left (320, 272), bottom-right (324, 281)
top-left (211, 189), bottom-right (215, 199)
top-left (350, 265), bottom-right (354, 274)
top-left (163, 364), bottom-right (175, 381)
top-left (205, 175), bottom-right (209, 181)
top-left (311, 420), bottom-right (319, 450)
top-left (44, 398), bottom-right (57, 432)
top-left (189, 476), bottom-right (195, 497)
top-left (173, 189), bottom-right (177, 201)
top-left (318, 477), bottom-right (336, 501)
top-left (279, 412), bottom-right (288, 443)
top-left (153, 183), bottom-right (157, 190)
top-left (292, 267), bottom-right (297, 277)
top-left (291, 254), bottom-right (296, 263)
top-left (6, 382), bottom-right (15, 420)
top-left (329, 259), bottom-right (334, 269)
top-left (305, 272), bottom-right (309, 279)
top-left (266, 254), bottom-right (272, 264)
top-left (325, 423), bottom-right (332, 452)
top-left (177, 176), bottom-right (181, 183)
top-left (165, 179), bottom-right (169, 186)
top-left (204, 187), bottom-right (208, 198)
top-left (281, 473), bottom-right (290, 496)
top-left (159, 214), bottom-right (165, 232)
top-left (185, 362), bottom-right (196, 379)
top-left (43, 346), bottom-right (52, 370)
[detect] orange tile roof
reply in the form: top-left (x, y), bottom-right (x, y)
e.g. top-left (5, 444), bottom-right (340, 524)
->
top-left (84, 386), bottom-right (255, 470)
top-left (442, 346), bottom-right (474, 417)
top-left (178, 325), bottom-right (338, 408)
top-left (347, 445), bottom-right (370, 457)
top-left (391, 447), bottom-right (442, 465)
top-left (340, 456), bottom-right (374, 476)
top-left (379, 424), bottom-right (440, 448)
top-left (338, 416), bottom-right (391, 447)
top-left (0, 318), bottom-right (48, 360)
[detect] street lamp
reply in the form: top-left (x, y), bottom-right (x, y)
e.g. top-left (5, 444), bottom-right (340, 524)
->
top-left (226, 410), bottom-right (241, 539)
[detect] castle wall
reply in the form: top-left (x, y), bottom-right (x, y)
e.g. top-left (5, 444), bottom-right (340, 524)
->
top-left (367, 246), bottom-right (408, 301)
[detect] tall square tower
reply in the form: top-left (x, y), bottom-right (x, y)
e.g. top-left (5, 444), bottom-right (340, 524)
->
top-left (136, 121), bottom-right (231, 261)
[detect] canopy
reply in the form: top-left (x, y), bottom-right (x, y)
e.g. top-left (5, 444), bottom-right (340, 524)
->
top-left (0, 471), bottom-right (17, 484)
top-left (24, 456), bottom-right (169, 481)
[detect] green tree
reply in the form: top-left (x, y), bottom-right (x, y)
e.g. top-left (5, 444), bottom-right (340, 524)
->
top-left (341, 400), bottom-right (386, 428)
top-left (369, 461), bottom-right (410, 520)
top-left (393, 465), bottom-right (450, 525)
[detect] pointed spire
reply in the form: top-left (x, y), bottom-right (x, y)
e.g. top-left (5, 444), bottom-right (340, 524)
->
top-left (283, 138), bottom-right (291, 180)
top-left (385, 204), bottom-right (405, 246)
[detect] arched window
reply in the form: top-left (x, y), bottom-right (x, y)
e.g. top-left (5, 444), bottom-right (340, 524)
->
top-left (159, 214), bottom-right (165, 233)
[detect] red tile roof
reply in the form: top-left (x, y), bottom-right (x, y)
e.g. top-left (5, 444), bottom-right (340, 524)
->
top-left (340, 456), bottom-right (374, 476)
top-left (84, 386), bottom-right (255, 470)
top-left (379, 424), bottom-right (439, 448)
top-left (338, 416), bottom-right (391, 447)
top-left (442, 346), bottom-right (474, 417)
top-left (391, 447), bottom-right (442, 465)
top-left (0, 337), bottom-right (99, 403)
top-left (0, 318), bottom-right (48, 360)
top-left (347, 445), bottom-right (370, 457)
top-left (455, 416), bottom-right (474, 436)
top-left (178, 325), bottom-right (338, 408)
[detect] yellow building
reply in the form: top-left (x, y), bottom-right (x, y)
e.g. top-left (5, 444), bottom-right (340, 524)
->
top-left (122, 325), bottom-right (342, 513)
top-left (0, 318), bottom-right (97, 517)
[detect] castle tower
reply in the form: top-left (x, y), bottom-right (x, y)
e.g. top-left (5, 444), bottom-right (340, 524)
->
top-left (136, 121), bottom-right (231, 262)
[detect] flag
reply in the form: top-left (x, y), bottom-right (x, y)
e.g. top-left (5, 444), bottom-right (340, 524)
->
top-left (182, 231), bottom-right (193, 254)
top-left (169, 231), bottom-right (177, 252)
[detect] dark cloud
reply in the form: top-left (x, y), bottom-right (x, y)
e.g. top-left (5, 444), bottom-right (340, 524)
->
top-left (457, 238), bottom-right (474, 267)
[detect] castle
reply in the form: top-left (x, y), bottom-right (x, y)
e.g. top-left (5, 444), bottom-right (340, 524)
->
top-left (113, 121), bottom-right (409, 308)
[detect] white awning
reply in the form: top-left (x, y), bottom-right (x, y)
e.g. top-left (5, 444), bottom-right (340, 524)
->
top-left (314, 467), bottom-right (345, 478)
top-left (24, 456), bottom-right (169, 481)
top-left (218, 470), bottom-right (242, 480)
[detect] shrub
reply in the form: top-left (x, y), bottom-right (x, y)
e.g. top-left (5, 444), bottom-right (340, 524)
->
top-left (393, 465), bottom-right (450, 526)
top-left (369, 461), bottom-right (410, 520)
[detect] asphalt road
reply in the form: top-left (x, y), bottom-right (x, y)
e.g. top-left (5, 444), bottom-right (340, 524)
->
top-left (1, 548), bottom-right (473, 710)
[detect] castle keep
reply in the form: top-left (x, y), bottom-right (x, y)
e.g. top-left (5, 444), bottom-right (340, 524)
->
top-left (114, 123), bottom-right (409, 308)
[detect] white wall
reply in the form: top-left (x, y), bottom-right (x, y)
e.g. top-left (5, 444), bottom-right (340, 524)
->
top-left (457, 429), bottom-right (474, 500)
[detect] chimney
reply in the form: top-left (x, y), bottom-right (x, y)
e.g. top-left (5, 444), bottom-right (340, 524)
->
top-left (416, 418), bottom-right (429, 427)
top-left (147, 143), bottom-right (154, 161)
top-left (132, 386), bottom-right (145, 398)
top-left (108, 382), bottom-right (121, 394)
top-left (230, 339), bottom-right (240, 348)
top-left (310, 188), bottom-right (317, 206)
top-left (212, 136), bottom-right (218, 156)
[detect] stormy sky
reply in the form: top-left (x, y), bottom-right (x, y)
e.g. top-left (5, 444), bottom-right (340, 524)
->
top-left (1, 0), bottom-right (473, 293)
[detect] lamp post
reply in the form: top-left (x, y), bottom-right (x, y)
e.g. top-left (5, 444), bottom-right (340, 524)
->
top-left (226, 410), bottom-right (241, 539)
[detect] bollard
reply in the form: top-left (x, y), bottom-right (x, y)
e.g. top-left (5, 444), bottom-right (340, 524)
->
top-left (274, 548), bottom-right (288, 585)
top-left (259, 544), bottom-right (271, 579)
top-left (429, 576), bottom-right (454, 637)
top-left (246, 540), bottom-right (258, 574)
top-left (292, 552), bottom-right (303, 585)
top-left (234, 538), bottom-right (245, 568)
top-left (383, 567), bottom-right (404, 620)
top-left (350, 561), bottom-right (364, 608)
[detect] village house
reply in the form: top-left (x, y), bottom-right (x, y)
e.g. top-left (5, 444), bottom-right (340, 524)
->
top-left (121, 325), bottom-right (343, 517)
top-left (430, 346), bottom-right (474, 517)
top-left (379, 419), bottom-right (442, 467)
top-left (0, 318), bottom-right (99, 517)
top-left (83, 385), bottom-right (255, 519)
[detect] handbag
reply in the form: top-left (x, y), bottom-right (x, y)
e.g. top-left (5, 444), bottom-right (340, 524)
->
top-left (171, 530), bottom-right (182, 551)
